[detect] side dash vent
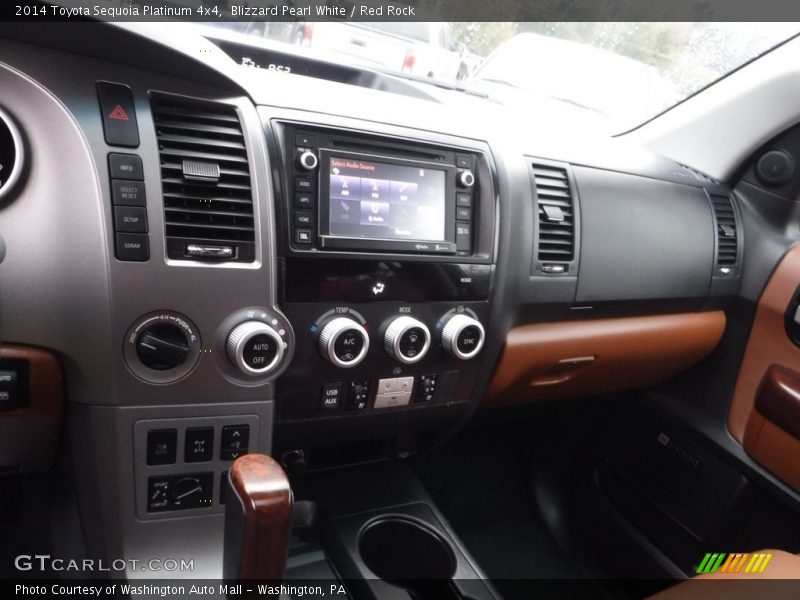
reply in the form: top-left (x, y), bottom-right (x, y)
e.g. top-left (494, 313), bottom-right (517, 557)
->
top-left (710, 194), bottom-right (739, 272)
top-left (151, 94), bottom-right (255, 263)
top-left (532, 162), bottom-right (576, 274)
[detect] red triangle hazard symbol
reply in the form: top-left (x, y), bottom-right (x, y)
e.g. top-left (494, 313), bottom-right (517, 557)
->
top-left (108, 104), bottom-right (129, 121)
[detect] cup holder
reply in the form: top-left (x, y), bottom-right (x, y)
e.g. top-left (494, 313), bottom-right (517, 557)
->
top-left (359, 516), bottom-right (461, 599)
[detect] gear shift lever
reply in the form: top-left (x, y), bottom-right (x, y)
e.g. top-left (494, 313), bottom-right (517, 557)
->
top-left (223, 454), bottom-right (293, 581)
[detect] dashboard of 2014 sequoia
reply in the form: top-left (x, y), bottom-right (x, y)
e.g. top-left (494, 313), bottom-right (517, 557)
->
top-left (0, 23), bottom-right (744, 572)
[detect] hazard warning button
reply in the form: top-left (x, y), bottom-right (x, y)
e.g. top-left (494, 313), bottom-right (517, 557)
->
top-left (97, 81), bottom-right (139, 148)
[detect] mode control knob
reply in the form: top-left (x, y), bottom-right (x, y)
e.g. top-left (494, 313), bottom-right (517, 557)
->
top-left (318, 317), bottom-right (369, 368)
top-left (297, 150), bottom-right (319, 171)
top-left (441, 314), bottom-right (485, 360)
top-left (136, 322), bottom-right (190, 371)
top-left (457, 169), bottom-right (475, 189)
top-left (384, 316), bottom-right (431, 364)
top-left (226, 321), bottom-right (285, 376)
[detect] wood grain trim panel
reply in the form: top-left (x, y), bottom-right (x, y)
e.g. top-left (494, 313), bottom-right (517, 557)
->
top-left (730, 244), bottom-right (800, 441)
top-left (484, 312), bottom-right (726, 407)
top-left (754, 365), bottom-right (800, 442)
top-left (0, 344), bottom-right (64, 472)
top-left (225, 454), bottom-right (292, 580)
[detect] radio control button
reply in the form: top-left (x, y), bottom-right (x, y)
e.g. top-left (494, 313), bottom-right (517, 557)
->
top-left (456, 155), bottom-right (473, 169)
top-left (294, 211), bottom-right (314, 227)
top-left (456, 193), bottom-right (472, 208)
top-left (295, 132), bottom-right (317, 148)
top-left (318, 317), bottom-right (370, 368)
top-left (457, 169), bottom-right (475, 189)
top-left (295, 229), bottom-right (312, 244)
top-left (295, 177), bottom-right (316, 192)
top-left (297, 150), bottom-right (319, 171)
top-left (456, 207), bottom-right (472, 222)
top-left (441, 314), bottom-right (485, 360)
top-left (295, 193), bottom-right (314, 208)
top-left (384, 316), bottom-right (430, 364)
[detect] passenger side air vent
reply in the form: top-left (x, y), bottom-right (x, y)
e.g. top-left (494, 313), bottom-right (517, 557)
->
top-left (532, 162), bottom-right (575, 274)
top-left (151, 94), bottom-right (255, 263)
top-left (710, 194), bottom-right (738, 270)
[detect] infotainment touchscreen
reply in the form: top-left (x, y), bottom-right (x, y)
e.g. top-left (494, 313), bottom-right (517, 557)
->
top-left (326, 156), bottom-right (447, 243)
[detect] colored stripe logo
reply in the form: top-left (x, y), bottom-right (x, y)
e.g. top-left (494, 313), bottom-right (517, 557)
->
top-left (696, 552), bottom-right (773, 574)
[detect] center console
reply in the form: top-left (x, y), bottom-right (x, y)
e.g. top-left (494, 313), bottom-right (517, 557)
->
top-left (268, 120), bottom-right (498, 463)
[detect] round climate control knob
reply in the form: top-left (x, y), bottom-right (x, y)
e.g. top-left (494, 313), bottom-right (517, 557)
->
top-left (226, 321), bottom-right (285, 376)
top-left (441, 314), bottom-right (485, 360)
top-left (384, 316), bottom-right (431, 364)
top-left (318, 317), bottom-right (369, 368)
top-left (297, 150), bottom-right (319, 171)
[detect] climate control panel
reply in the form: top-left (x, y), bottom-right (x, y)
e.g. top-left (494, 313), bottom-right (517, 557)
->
top-left (123, 307), bottom-right (294, 385)
top-left (276, 301), bottom-right (489, 426)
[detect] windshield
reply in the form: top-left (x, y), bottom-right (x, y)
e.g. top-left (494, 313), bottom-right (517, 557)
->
top-left (202, 21), bottom-right (799, 133)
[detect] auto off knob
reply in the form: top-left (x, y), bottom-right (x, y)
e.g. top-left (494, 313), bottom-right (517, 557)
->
top-left (318, 317), bottom-right (370, 368)
top-left (226, 321), bottom-right (285, 375)
top-left (297, 150), bottom-right (319, 171)
top-left (441, 314), bottom-right (485, 360)
top-left (384, 316), bottom-right (431, 364)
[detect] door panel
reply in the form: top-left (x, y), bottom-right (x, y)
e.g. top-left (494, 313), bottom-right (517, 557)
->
top-left (730, 244), bottom-right (800, 491)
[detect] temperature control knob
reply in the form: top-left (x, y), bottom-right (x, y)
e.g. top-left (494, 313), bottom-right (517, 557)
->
top-left (318, 317), bottom-right (369, 368)
top-left (457, 169), bottom-right (475, 189)
top-left (441, 314), bottom-right (485, 360)
top-left (384, 316), bottom-right (431, 364)
top-left (227, 321), bottom-right (285, 376)
top-left (297, 150), bottom-right (319, 171)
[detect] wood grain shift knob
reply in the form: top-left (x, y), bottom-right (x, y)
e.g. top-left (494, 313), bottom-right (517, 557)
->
top-left (223, 454), bottom-right (293, 581)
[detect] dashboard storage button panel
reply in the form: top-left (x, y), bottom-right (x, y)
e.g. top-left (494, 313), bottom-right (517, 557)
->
top-left (134, 416), bottom-right (263, 519)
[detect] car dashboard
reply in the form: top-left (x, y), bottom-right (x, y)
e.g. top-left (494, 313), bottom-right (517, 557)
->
top-left (0, 23), bottom-right (742, 580)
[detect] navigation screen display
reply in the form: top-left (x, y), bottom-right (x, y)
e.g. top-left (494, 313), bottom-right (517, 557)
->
top-left (327, 156), bottom-right (447, 242)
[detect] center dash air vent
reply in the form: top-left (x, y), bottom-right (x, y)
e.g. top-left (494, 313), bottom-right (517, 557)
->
top-left (710, 194), bottom-right (739, 270)
top-left (532, 162), bottom-right (575, 272)
top-left (151, 94), bottom-right (255, 262)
